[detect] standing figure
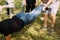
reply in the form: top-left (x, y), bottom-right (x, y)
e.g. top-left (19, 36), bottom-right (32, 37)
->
top-left (24, 0), bottom-right (38, 12)
top-left (40, 0), bottom-right (59, 33)
top-left (5, 0), bottom-right (14, 17)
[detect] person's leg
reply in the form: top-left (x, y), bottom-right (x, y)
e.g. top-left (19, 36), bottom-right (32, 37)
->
top-left (42, 6), bottom-right (51, 30)
top-left (50, 14), bottom-right (56, 28)
top-left (21, 4), bottom-right (25, 12)
top-left (6, 8), bottom-right (10, 15)
top-left (6, 2), bottom-right (10, 15)
top-left (49, 13), bottom-right (56, 33)
top-left (50, 7), bottom-right (58, 32)
top-left (49, 1), bottom-right (59, 32)
top-left (25, 4), bottom-right (31, 12)
top-left (44, 13), bottom-right (48, 28)
top-left (9, 8), bottom-right (14, 18)
top-left (40, 12), bottom-right (48, 30)
top-left (11, 8), bottom-right (14, 14)
top-left (31, 4), bottom-right (35, 11)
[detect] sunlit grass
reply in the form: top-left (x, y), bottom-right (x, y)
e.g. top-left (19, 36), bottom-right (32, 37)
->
top-left (0, 0), bottom-right (60, 40)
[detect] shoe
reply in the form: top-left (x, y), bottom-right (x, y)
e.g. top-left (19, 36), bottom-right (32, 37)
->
top-left (40, 27), bottom-right (47, 31)
top-left (48, 28), bottom-right (54, 33)
top-left (51, 28), bottom-right (54, 33)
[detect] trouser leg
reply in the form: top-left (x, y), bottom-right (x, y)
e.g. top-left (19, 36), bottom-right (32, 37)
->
top-left (31, 4), bottom-right (35, 11)
top-left (25, 4), bottom-right (31, 12)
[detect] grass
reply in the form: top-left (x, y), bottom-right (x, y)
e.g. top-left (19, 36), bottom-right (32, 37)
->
top-left (0, 10), bottom-right (60, 40)
top-left (0, 0), bottom-right (60, 40)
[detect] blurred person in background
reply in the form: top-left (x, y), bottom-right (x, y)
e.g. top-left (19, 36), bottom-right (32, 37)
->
top-left (5, 0), bottom-right (14, 18)
top-left (23, 0), bottom-right (38, 12)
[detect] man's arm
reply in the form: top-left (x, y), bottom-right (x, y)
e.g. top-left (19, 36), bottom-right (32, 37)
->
top-left (41, 0), bottom-right (44, 4)
top-left (43, 0), bottom-right (52, 11)
top-left (35, 0), bottom-right (38, 6)
top-left (40, 0), bottom-right (46, 6)
top-left (45, 0), bottom-right (52, 7)
top-left (23, 0), bottom-right (26, 6)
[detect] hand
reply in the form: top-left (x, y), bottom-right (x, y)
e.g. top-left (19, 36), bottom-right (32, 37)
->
top-left (43, 7), bottom-right (46, 11)
top-left (24, 3), bottom-right (26, 6)
top-left (43, 4), bottom-right (46, 6)
top-left (35, 3), bottom-right (38, 6)
top-left (23, 1), bottom-right (26, 6)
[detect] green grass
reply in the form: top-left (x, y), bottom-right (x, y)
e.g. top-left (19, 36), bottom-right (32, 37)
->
top-left (0, 0), bottom-right (60, 40)
top-left (0, 10), bottom-right (60, 40)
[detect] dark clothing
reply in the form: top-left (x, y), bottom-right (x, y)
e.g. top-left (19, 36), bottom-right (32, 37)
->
top-left (25, 4), bottom-right (35, 12)
top-left (0, 16), bottom-right (25, 36)
top-left (6, 8), bottom-right (14, 15)
top-left (25, 0), bottom-right (36, 12)
top-left (26, 0), bottom-right (36, 4)
top-left (0, 5), bottom-right (43, 36)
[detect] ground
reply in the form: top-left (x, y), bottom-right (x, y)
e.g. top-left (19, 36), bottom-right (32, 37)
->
top-left (0, 0), bottom-right (60, 40)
